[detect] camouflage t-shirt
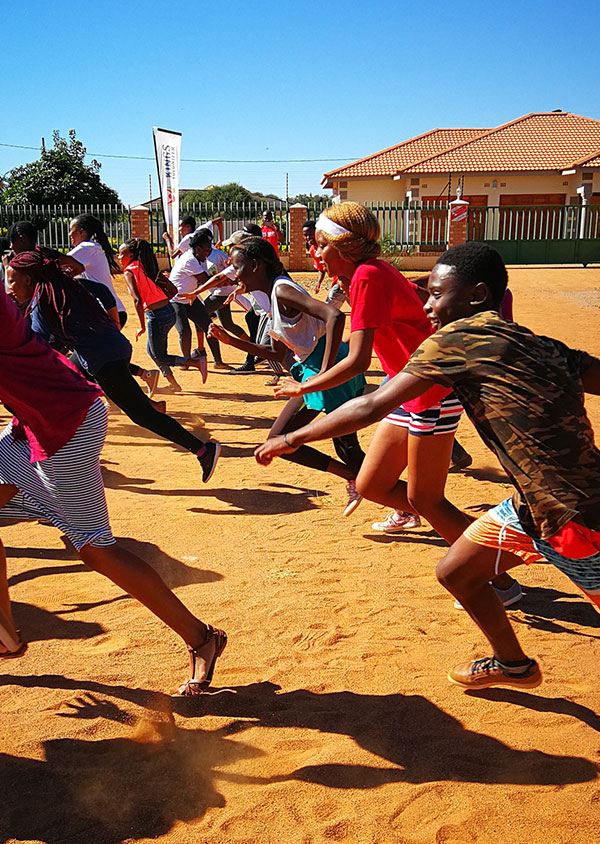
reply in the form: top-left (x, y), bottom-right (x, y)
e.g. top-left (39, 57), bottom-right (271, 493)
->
top-left (403, 310), bottom-right (600, 540)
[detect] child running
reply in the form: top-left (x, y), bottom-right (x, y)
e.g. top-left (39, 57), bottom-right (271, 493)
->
top-left (119, 237), bottom-right (193, 392)
top-left (208, 236), bottom-right (367, 512)
top-left (256, 241), bottom-right (600, 690)
top-left (6, 251), bottom-right (220, 482)
top-left (0, 282), bottom-right (226, 692)
top-left (274, 203), bottom-right (467, 537)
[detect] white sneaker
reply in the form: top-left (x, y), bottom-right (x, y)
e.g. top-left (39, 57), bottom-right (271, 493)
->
top-left (372, 510), bottom-right (421, 534)
top-left (343, 481), bottom-right (363, 517)
top-left (454, 579), bottom-right (523, 610)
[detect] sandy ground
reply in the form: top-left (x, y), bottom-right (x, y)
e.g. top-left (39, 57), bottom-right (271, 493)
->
top-left (2, 266), bottom-right (600, 844)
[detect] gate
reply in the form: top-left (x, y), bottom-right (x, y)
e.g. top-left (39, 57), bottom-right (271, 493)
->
top-left (468, 204), bottom-right (600, 265)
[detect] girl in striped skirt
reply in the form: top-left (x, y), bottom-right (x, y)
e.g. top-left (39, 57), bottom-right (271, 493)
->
top-left (0, 283), bottom-right (225, 694)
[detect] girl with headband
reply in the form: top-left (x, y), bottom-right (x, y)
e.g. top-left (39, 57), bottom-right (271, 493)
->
top-left (0, 280), bottom-right (226, 692)
top-left (265, 202), bottom-right (469, 541)
top-left (208, 236), bottom-right (367, 513)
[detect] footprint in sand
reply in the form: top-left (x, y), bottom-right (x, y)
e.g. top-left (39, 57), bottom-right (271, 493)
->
top-left (74, 632), bottom-right (130, 654)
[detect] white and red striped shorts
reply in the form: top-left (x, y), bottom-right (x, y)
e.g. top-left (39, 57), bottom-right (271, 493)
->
top-left (384, 391), bottom-right (463, 437)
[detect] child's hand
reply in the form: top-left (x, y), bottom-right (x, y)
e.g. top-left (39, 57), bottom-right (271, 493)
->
top-left (254, 435), bottom-right (298, 465)
top-left (273, 377), bottom-right (304, 399)
top-left (208, 323), bottom-right (230, 344)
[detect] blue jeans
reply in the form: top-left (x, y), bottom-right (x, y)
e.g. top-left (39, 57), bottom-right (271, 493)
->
top-left (146, 303), bottom-right (186, 376)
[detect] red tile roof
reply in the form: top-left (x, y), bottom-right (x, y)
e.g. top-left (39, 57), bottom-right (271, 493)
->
top-left (321, 128), bottom-right (487, 183)
top-left (401, 112), bottom-right (600, 174)
top-left (570, 147), bottom-right (600, 168)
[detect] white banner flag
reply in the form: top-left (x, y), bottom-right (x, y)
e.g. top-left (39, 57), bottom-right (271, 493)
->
top-left (152, 127), bottom-right (182, 258)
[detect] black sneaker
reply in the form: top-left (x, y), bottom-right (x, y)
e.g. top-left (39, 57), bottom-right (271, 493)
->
top-left (228, 361), bottom-right (256, 375)
top-left (198, 441), bottom-right (221, 482)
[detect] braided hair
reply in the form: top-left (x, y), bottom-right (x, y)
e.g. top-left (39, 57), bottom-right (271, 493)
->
top-left (123, 238), bottom-right (160, 283)
top-left (8, 251), bottom-right (114, 343)
top-left (71, 214), bottom-right (120, 272)
top-left (230, 236), bottom-right (287, 282)
top-left (8, 215), bottom-right (46, 250)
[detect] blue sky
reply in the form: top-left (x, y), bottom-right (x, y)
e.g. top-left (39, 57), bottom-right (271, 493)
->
top-left (2, 0), bottom-right (599, 205)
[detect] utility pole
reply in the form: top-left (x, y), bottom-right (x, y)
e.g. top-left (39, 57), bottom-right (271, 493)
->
top-left (285, 172), bottom-right (289, 202)
top-left (41, 137), bottom-right (46, 153)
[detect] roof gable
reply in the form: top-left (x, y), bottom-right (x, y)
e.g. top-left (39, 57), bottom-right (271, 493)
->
top-left (321, 128), bottom-right (487, 183)
top-left (400, 112), bottom-right (600, 174)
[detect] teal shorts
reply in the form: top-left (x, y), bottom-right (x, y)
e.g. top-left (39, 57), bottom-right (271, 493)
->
top-left (291, 336), bottom-right (366, 414)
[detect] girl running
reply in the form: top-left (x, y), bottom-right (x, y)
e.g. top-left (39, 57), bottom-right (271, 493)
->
top-left (269, 203), bottom-right (470, 541)
top-left (6, 251), bottom-right (220, 482)
top-left (0, 282), bottom-right (226, 692)
top-left (208, 236), bottom-right (367, 513)
top-left (8, 217), bottom-right (85, 277)
top-left (68, 213), bottom-right (158, 394)
top-left (119, 237), bottom-right (198, 392)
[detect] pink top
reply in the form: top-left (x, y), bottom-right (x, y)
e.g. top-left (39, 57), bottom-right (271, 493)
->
top-left (349, 260), bottom-right (450, 412)
top-left (125, 260), bottom-right (167, 310)
top-left (0, 287), bottom-right (102, 462)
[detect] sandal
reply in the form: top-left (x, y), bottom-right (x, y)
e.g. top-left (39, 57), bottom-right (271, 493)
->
top-left (178, 624), bottom-right (227, 695)
top-left (0, 619), bottom-right (27, 659)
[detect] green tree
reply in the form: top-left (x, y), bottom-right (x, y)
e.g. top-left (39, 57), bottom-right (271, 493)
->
top-left (1, 130), bottom-right (120, 204)
top-left (288, 192), bottom-right (330, 206)
top-left (182, 182), bottom-right (256, 205)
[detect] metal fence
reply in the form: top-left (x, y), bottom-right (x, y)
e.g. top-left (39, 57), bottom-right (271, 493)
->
top-left (468, 204), bottom-right (600, 242)
top-left (0, 203), bottom-right (131, 251)
top-left (148, 198), bottom-right (333, 253)
top-left (367, 201), bottom-right (449, 249)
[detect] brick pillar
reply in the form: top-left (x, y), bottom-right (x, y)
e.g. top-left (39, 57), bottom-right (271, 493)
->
top-left (288, 203), bottom-right (308, 271)
top-left (131, 205), bottom-right (150, 241)
top-left (447, 197), bottom-right (469, 249)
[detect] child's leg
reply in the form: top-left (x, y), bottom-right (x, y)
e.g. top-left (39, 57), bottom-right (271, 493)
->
top-left (355, 421), bottom-right (412, 511)
top-left (79, 542), bottom-right (208, 649)
top-left (0, 484), bottom-right (21, 650)
top-left (437, 535), bottom-right (528, 662)
top-left (268, 399), bottom-right (357, 480)
top-left (406, 431), bottom-right (472, 544)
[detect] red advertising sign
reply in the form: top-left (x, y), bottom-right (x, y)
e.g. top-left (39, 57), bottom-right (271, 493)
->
top-left (450, 203), bottom-right (468, 223)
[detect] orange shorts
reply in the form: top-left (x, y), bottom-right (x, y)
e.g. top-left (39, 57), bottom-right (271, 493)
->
top-left (464, 511), bottom-right (544, 566)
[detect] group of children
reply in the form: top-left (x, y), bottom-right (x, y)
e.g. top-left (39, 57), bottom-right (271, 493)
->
top-left (1, 201), bottom-right (599, 696)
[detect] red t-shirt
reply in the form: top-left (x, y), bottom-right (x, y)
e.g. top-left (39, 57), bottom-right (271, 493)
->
top-left (309, 244), bottom-right (326, 273)
top-left (0, 287), bottom-right (102, 462)
top-left (126, 260), bottom-right (167, 311)
top-left (349, 259), bottom-right (450, 412)
top-left (261, 224), bottom-right (280, 255)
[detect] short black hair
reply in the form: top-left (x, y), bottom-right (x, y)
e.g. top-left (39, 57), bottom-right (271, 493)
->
top-left (181, 215), bottom-right (196, 230)
top-left (190, 230), bottom-right (213, 249)
top-left (302, 219), bottom-right (316, 231)
top-left (437, 242), bottom-right (507, 305)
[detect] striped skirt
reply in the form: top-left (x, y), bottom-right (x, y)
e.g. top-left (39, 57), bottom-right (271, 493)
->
top-left (0, 397), bottom-right (115, 550)
top-left (384, 391), bottom-right (463, 437)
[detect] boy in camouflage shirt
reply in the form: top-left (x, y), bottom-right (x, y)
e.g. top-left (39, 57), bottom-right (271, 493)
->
top-left (255, 242), bottom-right (600, 690)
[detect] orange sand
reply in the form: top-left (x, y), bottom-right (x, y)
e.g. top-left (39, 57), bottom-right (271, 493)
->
top-left (1, 267), bottom-right (600, 844)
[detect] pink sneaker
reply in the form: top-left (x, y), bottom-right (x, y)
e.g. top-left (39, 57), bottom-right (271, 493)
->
top-left (372, 510), bottom-right (421, 534)
top-left (343, 480), bottom-right (363, 517)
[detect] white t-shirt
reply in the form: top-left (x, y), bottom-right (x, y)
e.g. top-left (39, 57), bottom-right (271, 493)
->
top-left (169, 251), bottom-right (207, 303)
top-left (175, 220), bottom-right (214, 254)
top-left (68, 241), bottom-right (126, 312)
top-left (206, 247), bottom-right (234, 296)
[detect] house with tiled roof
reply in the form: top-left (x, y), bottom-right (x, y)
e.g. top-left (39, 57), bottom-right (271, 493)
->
top-left (323, 112), bottom-right (600, 209)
